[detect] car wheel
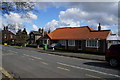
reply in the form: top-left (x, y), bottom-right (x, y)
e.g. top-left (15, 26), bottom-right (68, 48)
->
top-left (109, 58), bottom-right (118, 67)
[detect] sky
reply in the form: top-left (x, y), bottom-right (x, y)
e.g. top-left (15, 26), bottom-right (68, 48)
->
top-left (1, 2), bottom-right (119, 34)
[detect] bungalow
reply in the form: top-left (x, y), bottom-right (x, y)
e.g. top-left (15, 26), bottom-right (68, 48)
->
top-left (47, 23), bottom-right (120, 53)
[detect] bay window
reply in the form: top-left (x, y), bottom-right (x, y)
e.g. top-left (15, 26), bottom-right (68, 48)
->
top-left (59, 40), bottom-right (66, 46)
top-left (68, 40), bottom-right (75, 46)
top-left (86, 40), bottom-right (99, 48)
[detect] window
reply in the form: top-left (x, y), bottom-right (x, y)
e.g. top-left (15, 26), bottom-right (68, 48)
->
top-left (68, 40), bottom-right (75, 46)
top-left (59, 40), bottom-right (66, 46)
top-left (31, 34), bottom-right (34, 38)
top-left (10, 35), bottom-right (13, 39)
top-left (44, 40), bottom-right (47, 44)
top-left (86, 40), bottom-right (99, 48)
top-left (31, 40), bottom-right (34, 44)
top-left (4, 34), bottom-right (6, 39)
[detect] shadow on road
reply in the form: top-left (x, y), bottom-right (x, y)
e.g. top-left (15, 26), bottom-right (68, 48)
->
top-left (83, 61), bottom-right (120, 71)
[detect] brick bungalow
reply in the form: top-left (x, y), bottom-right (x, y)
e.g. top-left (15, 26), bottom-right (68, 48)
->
top-left (47, 24), bottom-right (120, 53)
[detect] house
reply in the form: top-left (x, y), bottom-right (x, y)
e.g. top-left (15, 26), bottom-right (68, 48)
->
top-left (2, 27), bottom-right (15, 45)
top-left (29, 28), bottom-right (47, 45)
top-left (15, 28), bottom-right (28, 46)
top-left (37, 29), bottom-right (51, 46)
top-left (37, 33), bottom-right (49, 46)
top-left (47, 23), bottom-right (120, 53)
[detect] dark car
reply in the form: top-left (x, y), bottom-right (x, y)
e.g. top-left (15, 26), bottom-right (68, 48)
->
top-left (49, 43), bottom-right (64, 49)
top-left (105, 44), bottom-right (120, 67)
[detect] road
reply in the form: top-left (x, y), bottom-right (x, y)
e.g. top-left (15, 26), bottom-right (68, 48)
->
top-left (1, 45), bottom-right (120, 80)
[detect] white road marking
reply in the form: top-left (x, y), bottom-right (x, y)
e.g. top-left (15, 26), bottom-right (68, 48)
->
top-left (85, 74), bottom-right (107, 80)
top-left (41, 61), bottom-right (48, 65)
top-left (2, 53), bottom-right (16, 56)
top-left (31, 59), bottom-right (34, 60)
top-left (57, 62), bottom-right (120, 78)
top-left (48, 54), bottom-right (56, 56)
top-left (47, 54), bottom-right (52, 55)
top-left (23, 54), bottom-right (29, 56)
top-left (57, 67), bottom-right (70, 71)
top-left (32, 56), bottom-right (42, 60)
top-left (23, 54), bottom-right (43, 60)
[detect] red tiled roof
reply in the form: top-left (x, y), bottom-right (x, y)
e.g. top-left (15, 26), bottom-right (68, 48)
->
top-left (48, 26), bottom-right (111, 40)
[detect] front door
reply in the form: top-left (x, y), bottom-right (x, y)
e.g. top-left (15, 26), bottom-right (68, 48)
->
top-left (77, 40), bottom-right (82, 50)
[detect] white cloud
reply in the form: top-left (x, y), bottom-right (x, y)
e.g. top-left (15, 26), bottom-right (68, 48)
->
top-left (45, 19), bottom-right (59, 31)
top-left (59, 8), bottom-right (82, 27)
top-left (4, 12), bottom-right (22, 23)
top-left (2, 2), bottom-right (118, 33)
top-left (35, 2), bottom-right (52, 10)
top-left (27, 12), bottom-right (37, 20)
top-left (53, 2), bottom-right (118, 17)
top-left (45, 7), bottom-right (118, 31)
top-left (59, 8), bottom-right (117, 27)
top-left (32, 24), bottom-right (38, 30)
top-left (4, 12), bottom-right (38, 30)
top-left (4, 12), bottom-right (37, 23)
top-left (42, 2), bottom-right (118, 32)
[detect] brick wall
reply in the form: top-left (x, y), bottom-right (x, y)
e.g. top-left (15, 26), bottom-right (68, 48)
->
top-left (68, 46), bottom-right (76, 51)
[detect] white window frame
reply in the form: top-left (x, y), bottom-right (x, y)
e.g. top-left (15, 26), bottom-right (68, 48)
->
top-left (44, 40), bottom-right (47, 44)
top-left (59, 40), bottom-right (66, 46)
top-left (86, 39), bottom-right (99, 48)
top-left (68, 40), bottom-right (75, 46)
top-left (31, 40), bottom-right (34, 44)
top-left (10, 35), bottom-right (13, 39)
top-left (4, 34), bottom-right (6, 39)
top-left (43, 39), bottom-right (49, 45)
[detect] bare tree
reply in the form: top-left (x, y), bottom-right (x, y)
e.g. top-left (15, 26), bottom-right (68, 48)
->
top-left (2, 23), bottom-right (25, 33)
top-left (1, 2), bottom-right (38, 14)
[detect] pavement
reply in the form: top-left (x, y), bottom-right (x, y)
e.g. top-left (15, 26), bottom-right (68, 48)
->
top-left (13, 46), bottom-right (105, 61)
top-left (39, 50), bottom-right (105, 61)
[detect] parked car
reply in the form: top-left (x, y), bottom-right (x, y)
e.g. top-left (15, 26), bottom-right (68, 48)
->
top-left (49, 43), bottom-right (63, 49)
top-left (105, 44), bottom-right (120, 67)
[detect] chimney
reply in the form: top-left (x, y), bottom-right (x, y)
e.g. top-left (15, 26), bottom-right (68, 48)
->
top-left (38, 28), bottom-right (42, 33)
top-left (42, 28), bottom-right (44, 36)
top-left (4, 27), bottom-right (6, 30)
top-left (23, 28), bottom-right (27, 34)
top-left (6, 26), bottom-right (8, 30)
top-left (23, 28), bottom-right (26, 32)
top-left (98, 23), bottom-right (101, 31)
top-left (48, 28), bottom-right (51, 33)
